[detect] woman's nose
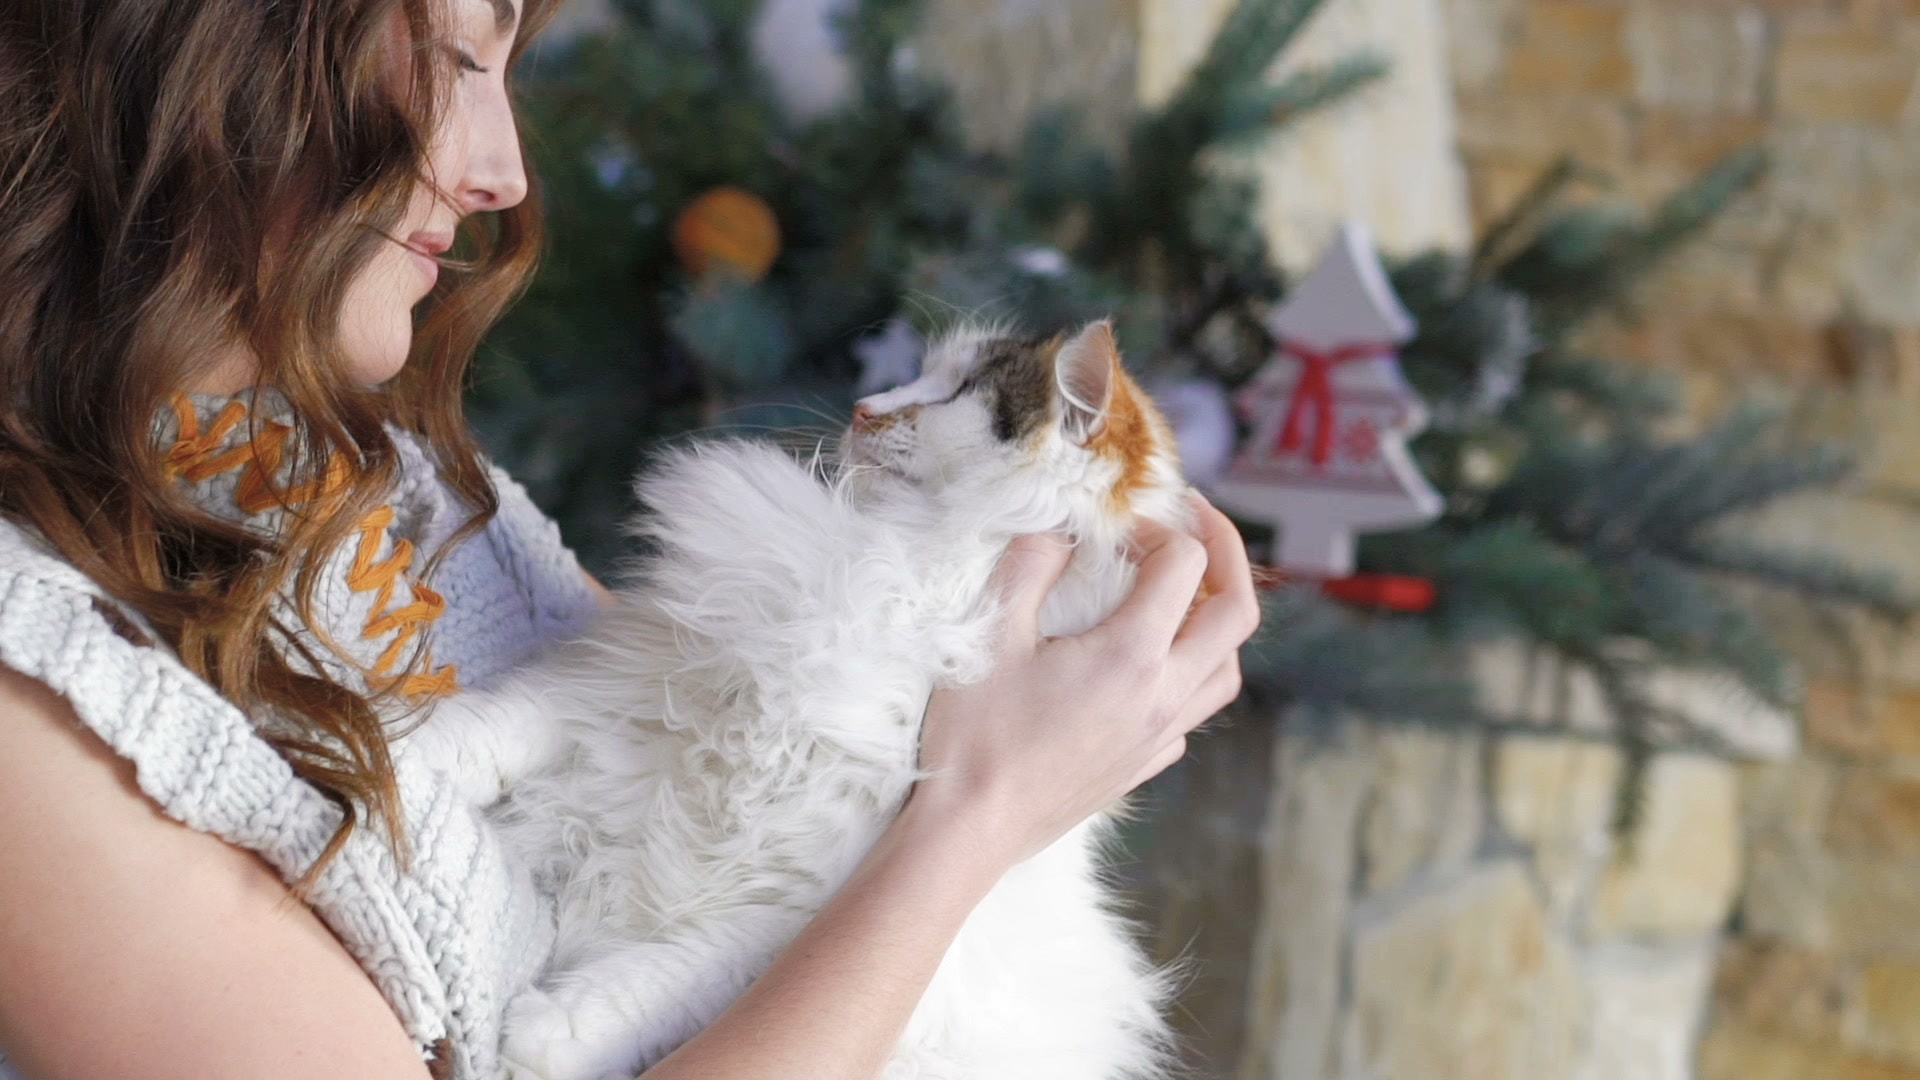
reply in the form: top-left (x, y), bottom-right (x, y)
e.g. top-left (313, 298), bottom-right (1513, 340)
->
top-left (458, 96), bottom-right (529, 213)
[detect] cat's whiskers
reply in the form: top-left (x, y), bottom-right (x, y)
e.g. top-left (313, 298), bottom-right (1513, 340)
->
top-left (902, 294), bottom-right (1021, 343)
top-left (777, 400), bottom-right (859, 431)
top-left (898, 291), bottom-right (953, 326)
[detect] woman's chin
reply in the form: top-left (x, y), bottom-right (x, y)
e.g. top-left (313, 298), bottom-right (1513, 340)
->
top-left (350, 359), bottom-right (410, 388)
top-left (338, 334), bottom-right (413, 388)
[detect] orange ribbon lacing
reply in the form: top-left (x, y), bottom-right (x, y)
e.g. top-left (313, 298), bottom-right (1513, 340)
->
top-left (164, 394), bottom-right (461, 698)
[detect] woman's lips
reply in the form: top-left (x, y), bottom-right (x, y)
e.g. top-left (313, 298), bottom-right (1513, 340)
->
top-left (407, 245), bottom-right (440, 286)
top-left (404, 231), bottom-right (454, 288)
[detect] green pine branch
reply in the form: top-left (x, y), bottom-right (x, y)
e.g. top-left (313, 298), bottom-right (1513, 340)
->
top-left (835, 0), bottom-right (930, 106)
top-left (1494, 148), bottom-right (1770, 336)
top-left (1219, 56), bottom-right (1390, 145)
top-left (1615, 551), bottom-right (1796, 706)
top-left (1087, 0), bottom-right (1373, 281)
top-left (1242, 588), bottom-right (1480, 727)
top-left (1176, 0), bottom-right (1335, 103)
top-left (1674, 538), bottom-right (1917, 624)
top-left (1518, 353), bottom-right (1681, 431)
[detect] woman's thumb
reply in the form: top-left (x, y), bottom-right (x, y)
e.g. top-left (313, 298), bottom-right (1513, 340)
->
top-left (989, 532), bottom-right (1075, 644)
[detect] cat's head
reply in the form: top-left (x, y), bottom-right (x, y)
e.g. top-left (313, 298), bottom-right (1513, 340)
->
top-left (836, 320), bottom-right (1190, 539)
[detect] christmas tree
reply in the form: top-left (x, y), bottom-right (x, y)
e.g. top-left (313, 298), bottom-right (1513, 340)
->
top-left (472, 0), bottom-right (1916, 823)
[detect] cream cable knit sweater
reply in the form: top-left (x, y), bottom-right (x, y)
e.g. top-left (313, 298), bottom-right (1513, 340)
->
top-left (0, 392), bottom-right (602, 1080)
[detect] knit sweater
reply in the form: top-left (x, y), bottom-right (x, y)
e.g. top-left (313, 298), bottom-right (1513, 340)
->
top-left (0, 391), bottom-right (602, 1080)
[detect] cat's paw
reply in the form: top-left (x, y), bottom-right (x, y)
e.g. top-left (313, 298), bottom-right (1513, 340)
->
top-left (500, 987), bottom-right (641, 1080)
top-left (499, 989), bottom-right (596, 1080)
top-left (394, 721), bottom-right (499, 804)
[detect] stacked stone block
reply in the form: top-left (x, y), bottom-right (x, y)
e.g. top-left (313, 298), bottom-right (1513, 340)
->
top-left (1447, 2), bottom-right (1920, 1075)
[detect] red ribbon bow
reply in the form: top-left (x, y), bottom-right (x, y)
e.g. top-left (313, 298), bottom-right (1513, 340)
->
top-left (1273, 339), bottom-right (1396, 466)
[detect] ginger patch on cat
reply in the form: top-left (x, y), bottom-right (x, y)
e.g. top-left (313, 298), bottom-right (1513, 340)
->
top-left (1087, 379), bottom-right (1159, 517)
top-left (1053, 322), bottom-right (1163, 517)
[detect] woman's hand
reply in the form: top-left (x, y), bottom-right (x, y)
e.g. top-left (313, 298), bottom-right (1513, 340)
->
top-left (910, 491), bottom-right (1262, 869)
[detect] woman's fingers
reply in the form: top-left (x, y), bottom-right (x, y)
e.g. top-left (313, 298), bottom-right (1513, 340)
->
top-left (1095, 516), bottom-right (1208, 655)
top-left (1168, 496), bottom-right (1262, 685)
top-left (1126, 734), bottom-right (1187, 790)
top-left (1120, 653), bottom-right (1241, 794)
top-left (986, 533), bottom-right (1076, 650)
top-left (1174, 652), bottom-right (1242, 735)
top-left (1189, 494), bottom-right (1255, 604)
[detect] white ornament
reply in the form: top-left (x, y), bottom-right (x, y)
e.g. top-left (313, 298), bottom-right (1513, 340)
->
top-left (854, 318), bottom-right (924, 396)
top-left (752, 0), bottom-right (856, 125)
top-left (1459, 445), bottom-right (1506, 489)
top-left (1209, 222), bottom-right (1443, 577)
top-left (1009, 244), bottom-right (1071, 278)
top-left (1144, 376), bottom-right (1236, 489)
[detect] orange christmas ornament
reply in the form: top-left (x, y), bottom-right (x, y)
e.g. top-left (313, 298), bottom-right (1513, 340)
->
top-left (672, 186), bottom-right (782, 282)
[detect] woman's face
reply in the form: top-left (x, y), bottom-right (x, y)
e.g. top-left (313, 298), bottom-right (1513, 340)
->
top-left (336, 0), bottom-right (528, 386)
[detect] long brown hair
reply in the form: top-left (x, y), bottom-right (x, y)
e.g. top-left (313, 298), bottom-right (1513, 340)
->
top-left (0, 0), bottom-right (560, 879)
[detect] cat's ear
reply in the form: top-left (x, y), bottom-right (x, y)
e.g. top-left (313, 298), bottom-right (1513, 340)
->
top-left (1055, 320), bottom-right (1118, 445)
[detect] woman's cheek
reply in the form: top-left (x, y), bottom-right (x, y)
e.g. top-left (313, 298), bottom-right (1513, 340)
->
top-left (336, 246), bottom-right (418, 387)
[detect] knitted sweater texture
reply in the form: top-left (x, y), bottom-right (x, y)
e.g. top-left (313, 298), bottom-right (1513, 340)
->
top-left (0, 392), bottom-right (601, 1080)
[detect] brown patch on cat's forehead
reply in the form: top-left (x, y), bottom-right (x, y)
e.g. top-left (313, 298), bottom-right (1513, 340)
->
top-left (1085, 367), bottom-right (1164, 516)
top-left (966, 334), bottom-right (1058, 445)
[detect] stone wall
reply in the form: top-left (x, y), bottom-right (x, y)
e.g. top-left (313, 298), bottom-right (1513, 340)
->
top-left (1123, 645), bottom-right (1793, 1078)
top-left (1699, 688), bottom-right (1920, 1079)
top-left (1445, 2), bottom-right (1920, 1076)
top-left (1444, 0), bottom-right (1920, 465)
top-left (1215, 698), bottom-right (1765, 1080)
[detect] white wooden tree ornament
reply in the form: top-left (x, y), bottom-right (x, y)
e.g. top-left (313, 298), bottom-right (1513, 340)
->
top-left (1210, 222), bottom-right (1442, 577)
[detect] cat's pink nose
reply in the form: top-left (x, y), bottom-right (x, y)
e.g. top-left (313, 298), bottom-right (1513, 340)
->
top-left (852, 403), bottom-right (880, 432)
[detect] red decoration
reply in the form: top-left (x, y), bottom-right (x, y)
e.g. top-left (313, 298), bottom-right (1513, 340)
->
top-left (1248, 561), bottom-right (1437, 614)
top-left (1274, 339), bottom-right (1396, 465)
top-left (1341, 417), bottom-right (1379, 463)
top-left (1321, 574), bottom-right (1437, 613)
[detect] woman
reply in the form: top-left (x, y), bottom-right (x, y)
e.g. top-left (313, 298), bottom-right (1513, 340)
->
top-left (0, 1), bottom-right (1260, 1077)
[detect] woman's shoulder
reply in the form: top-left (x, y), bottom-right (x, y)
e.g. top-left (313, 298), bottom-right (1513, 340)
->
top-left (0, 513), bottom-right (557, 1078)
top-left (0, 660), bottom-right (438, 1080)
top-left (0, 515), bottom-right (117, 600)
top-left (0, 521), bottom-right (144, 709)
top-left (0, 514), bottom-right (359, 857)
top-left (0, 518), bottom-right (435, 1074)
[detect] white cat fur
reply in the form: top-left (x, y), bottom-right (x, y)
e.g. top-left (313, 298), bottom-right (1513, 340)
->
top-left (406, 322), bottom-right (1195, 1080)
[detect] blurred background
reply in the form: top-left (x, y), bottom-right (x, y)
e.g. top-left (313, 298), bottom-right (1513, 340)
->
top-left (473, 1), bottom-right (1920, 1076)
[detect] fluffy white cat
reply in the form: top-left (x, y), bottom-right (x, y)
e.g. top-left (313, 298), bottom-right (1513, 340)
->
top-left (406, 320), bottom-right (1198, 1080)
